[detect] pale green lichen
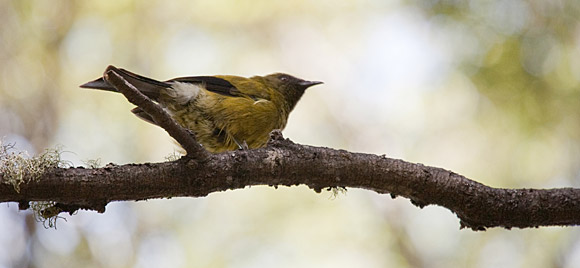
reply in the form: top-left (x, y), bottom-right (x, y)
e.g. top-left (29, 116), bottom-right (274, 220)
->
top-left (264, 149), bottom-right (283, 169)
top-left (1, 141), bottom-right (72, 228)
top-left (0, 141), bottom-right (70, 192)
top-left (29, 201), bottom-right (66, 229)
top-left (83, 158), bottom-right (102, 168)
top-left (328, 186), bottom-right (347, 199)
top-left (165, 150), bottom-right (183, 161)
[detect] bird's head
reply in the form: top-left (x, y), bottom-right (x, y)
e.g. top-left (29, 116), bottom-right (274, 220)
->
top-left (263, 73), bottom-right (323, 110)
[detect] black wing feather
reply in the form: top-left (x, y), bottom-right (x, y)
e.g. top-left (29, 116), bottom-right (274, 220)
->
top-left (118, 68), bottom-right (172, 89)
top-left (167, 76), bottom-right (242, 97)
top-left (81, 66), bottom-right (170, 101)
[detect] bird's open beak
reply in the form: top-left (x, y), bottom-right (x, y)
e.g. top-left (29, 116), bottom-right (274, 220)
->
top-left (299, 80), bottom-right (323, 88)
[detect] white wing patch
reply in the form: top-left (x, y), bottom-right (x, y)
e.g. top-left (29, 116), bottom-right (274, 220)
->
top-left (168, 82), bottom-right (203, 105)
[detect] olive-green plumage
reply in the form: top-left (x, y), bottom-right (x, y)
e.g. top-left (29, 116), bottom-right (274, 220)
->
top-left (80, 66), bottom-right (322, 153)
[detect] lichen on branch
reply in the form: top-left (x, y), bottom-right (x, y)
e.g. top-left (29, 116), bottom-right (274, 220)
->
top-left (0, 141), bottom-right (70, 192)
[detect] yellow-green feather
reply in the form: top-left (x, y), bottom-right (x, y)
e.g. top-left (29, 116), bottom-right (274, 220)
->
top-left (159, 76), bottom-right (290, 153)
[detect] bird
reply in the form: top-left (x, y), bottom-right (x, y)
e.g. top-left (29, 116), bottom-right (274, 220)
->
top-left (80, 66), bottom-right (322, 153)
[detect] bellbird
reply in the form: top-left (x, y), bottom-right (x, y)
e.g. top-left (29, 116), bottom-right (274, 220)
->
top-left (80, 66), bottom-right (322, 153)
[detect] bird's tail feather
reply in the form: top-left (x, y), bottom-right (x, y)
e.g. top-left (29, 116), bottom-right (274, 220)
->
top-left (80, 65), bottom-right (170, 101)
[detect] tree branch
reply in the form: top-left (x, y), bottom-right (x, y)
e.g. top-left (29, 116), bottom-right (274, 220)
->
top-left (1, 132), bottom-right (579, 230)
top-left (103, 65), bottom-right (209, 159)
top-left (2, 66), bottom-right (578, 231)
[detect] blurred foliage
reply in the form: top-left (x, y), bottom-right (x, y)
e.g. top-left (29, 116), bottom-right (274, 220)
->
top-left (1, 0), bottom-right (580, 267)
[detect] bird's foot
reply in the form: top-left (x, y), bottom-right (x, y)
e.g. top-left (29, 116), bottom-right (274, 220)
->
top-left (238, 140), bottom-right (249, 150)
top-left (233, 138), bottom-right (249, 150)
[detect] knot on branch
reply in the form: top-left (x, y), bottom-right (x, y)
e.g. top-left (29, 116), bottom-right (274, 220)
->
top-left (267, 130), bottom-right (295, 149)
top-left (269, 129), bottom-right (285, 142)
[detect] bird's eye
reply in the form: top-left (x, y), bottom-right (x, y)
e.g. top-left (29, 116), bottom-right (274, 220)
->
top-left (280, 76), bottom-right (289, 82)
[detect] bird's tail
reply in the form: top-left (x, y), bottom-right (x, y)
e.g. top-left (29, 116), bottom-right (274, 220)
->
top-left (80, 65), bottom-right (170, 101)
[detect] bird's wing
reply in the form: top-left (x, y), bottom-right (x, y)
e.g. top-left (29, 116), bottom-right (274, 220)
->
top-left (167, 76), bottom-right (244, 98)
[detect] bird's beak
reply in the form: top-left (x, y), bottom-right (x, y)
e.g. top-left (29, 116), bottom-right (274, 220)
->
top-left (299, 80), bottom-right (323, 88)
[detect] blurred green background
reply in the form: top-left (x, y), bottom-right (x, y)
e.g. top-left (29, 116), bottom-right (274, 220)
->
top-left (1, 0), bottom-right (580, 267)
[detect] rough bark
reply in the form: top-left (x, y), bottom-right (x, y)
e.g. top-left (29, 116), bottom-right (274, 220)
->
top-left (1, 134), bottom-right (579, 230)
